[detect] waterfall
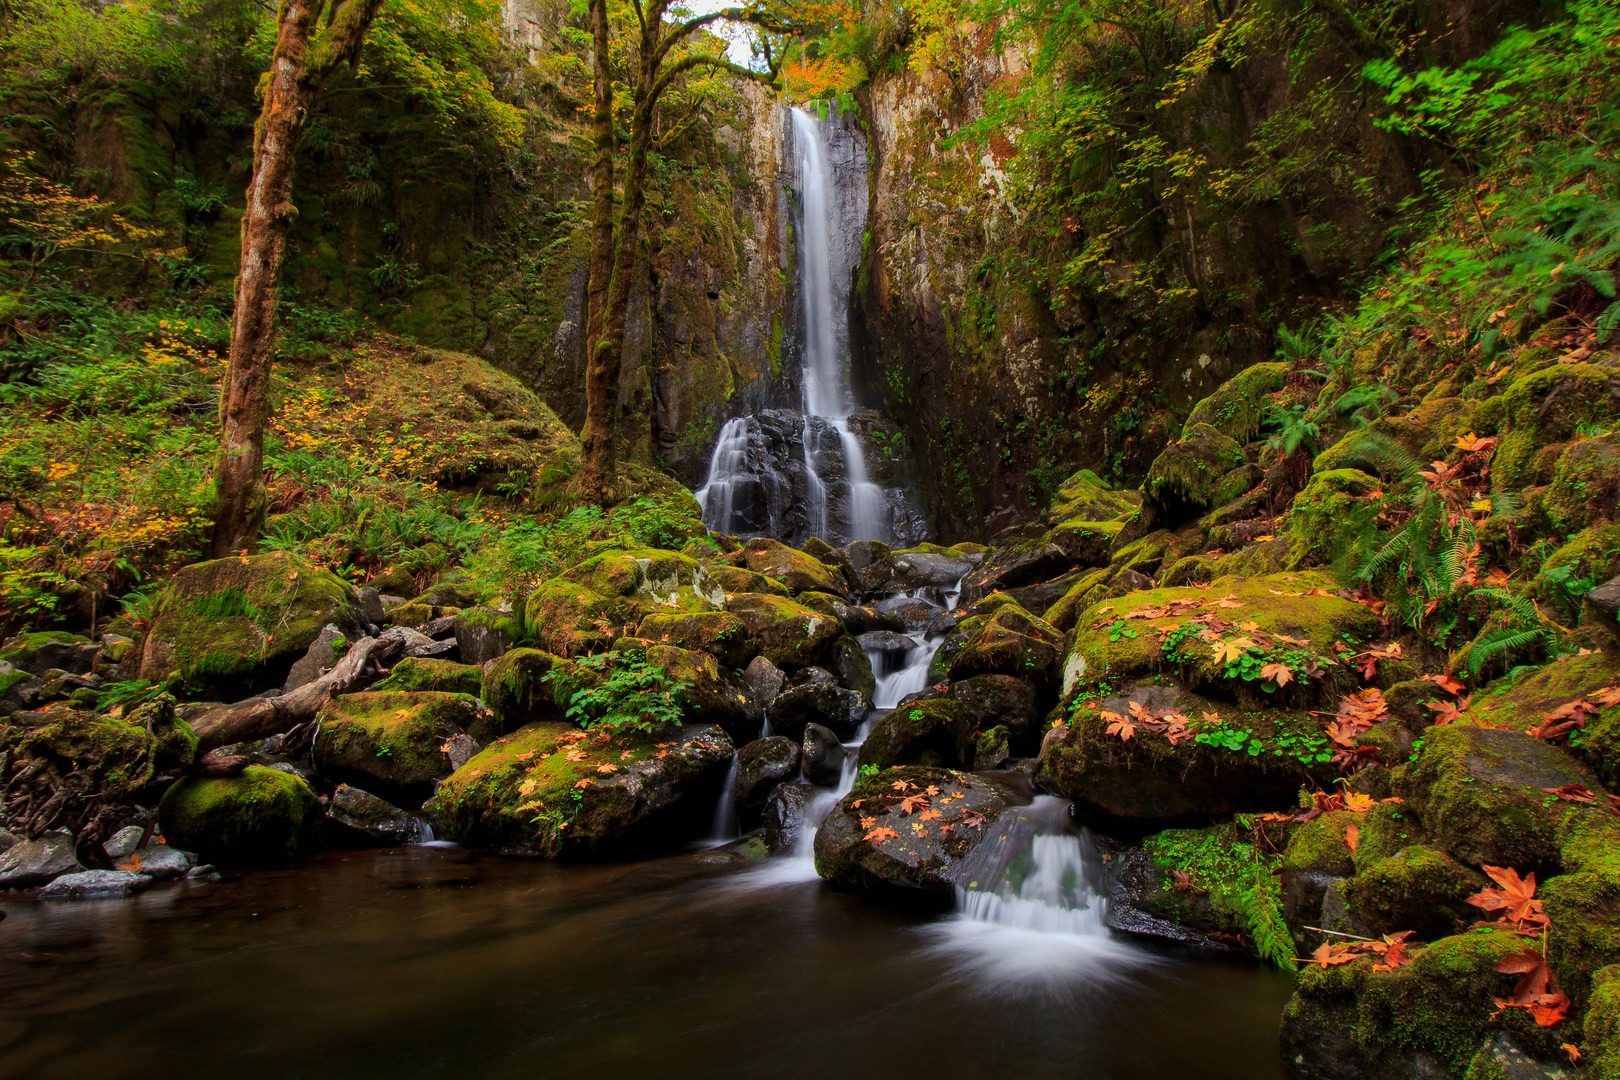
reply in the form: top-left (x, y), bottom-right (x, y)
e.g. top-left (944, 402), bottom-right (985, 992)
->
top-left (696, 106), bottom-right (913, 547)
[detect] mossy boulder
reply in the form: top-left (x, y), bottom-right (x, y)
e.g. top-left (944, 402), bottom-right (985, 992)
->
top-left (481, 648), bottom-right (592, 734)
top-left (1530, 524), bottom-right (1620, 623)
top-left (1043, 684), bottom-right (1325, 821)
top-left (1063, 572), bottom-right (1379, 706)
top-left (1544, 435), bottom-right (1620, 534)
top-left (1282, 810), bottom-right (1359, 929)
top-left (524, 547), bottom-right (724, 657)
top-left (859, 697), bottom-right (977, 770)
top-left (371, 656), bottom-right (484, 697)
top-left (1585, 965), bottom-right (1620, 1079)
top-left (1467, 651), bottom-right (1620, 783)
top-left (1479, 363), bottom-right (1620, 486)
top-left (739, 537), bottom-right (849, 596)
top-left (1406, 723), bottom-right (1603, 873)
top-left (427, 721), bottom-right (734, 856)
top-left (643, 643), bottom-right (759, 739)
top-left (139, 552), bottom-right (361, 698)
top-left (1286, 469), bottom-right (1383, 570)
top-left (723, 592), bottom-right (843, 669)
top-left (951, 675), bottom-right (1041, 745)
top-left (314, 691), bottom-right (485, 798)
top-left (1280, 928), bottom-right (1563, 1079)
top-left (766, 676), bottom-right (868, 741)
top-left (705, 564), bottom-right (788, 597)
top-left (1047, 468), bottom-right (1141, 524)
top-left (813, 766), bottom-right (1008, 895)
top-left (0, 631), bottom-right (98, 676)
top-left (159, 765), bottom-right (322, 865)
top-left (452, 606), bottom-right (522, 665)
top-left (1185, 361), bottom-right (1289, 441)
top-left (946, 603), bottom-right (1066, 688)
top-left (1142, 422), bottom-right (1250, 527)
top-left (1344, 846), bottom-right (1486, 938)
top-left (637, 610), bottom-right (751, 669)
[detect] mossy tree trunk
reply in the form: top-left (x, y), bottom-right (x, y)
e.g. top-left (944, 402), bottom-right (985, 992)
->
top-left (211, 0), bottom-right (385, 557)
top-left (576, 1), bottom-right (785, 505)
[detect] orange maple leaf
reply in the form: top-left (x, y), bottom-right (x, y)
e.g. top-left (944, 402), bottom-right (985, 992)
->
top-left (1260, 662), bottom-right (1295, 688)
top-left (1344, 823), bottom-right (1361, 854)
top-left (1468, 866), bottom-right (1548, 928)
top-left (864, 826), bottom-right (900, 843)
top-left (898, 794), bottom-right (931, 815)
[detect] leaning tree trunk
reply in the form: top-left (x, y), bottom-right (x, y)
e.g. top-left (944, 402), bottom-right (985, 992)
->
top-left (211, 0), bottom-right (384, 557)
top-left (577, 0), bottom-right (622, 506)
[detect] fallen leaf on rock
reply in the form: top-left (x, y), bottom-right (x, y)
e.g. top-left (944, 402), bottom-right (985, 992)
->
top-left (865, 827), bottom-right (900, 843)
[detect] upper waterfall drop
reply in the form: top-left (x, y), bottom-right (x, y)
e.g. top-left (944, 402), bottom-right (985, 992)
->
top-left (696, 105), bottom-right (917, 548)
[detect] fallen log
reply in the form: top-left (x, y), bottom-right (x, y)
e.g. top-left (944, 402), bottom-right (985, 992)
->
top-left (190, 634), bottom-right (404, 752)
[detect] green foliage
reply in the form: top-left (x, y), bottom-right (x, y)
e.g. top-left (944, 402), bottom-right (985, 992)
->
top-left (545, 649), bottom-right (688, 737)
top-left (1144, 826), bottom-right (1298, 972)
top-left (1460, 587), bottom-right (1565, 678)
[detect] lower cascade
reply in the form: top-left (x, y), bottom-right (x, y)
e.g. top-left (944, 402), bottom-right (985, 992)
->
top-left (952, 797), bottom-right (1110, 936)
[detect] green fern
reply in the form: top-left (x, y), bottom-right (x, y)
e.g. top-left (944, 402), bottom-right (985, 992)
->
top-left (1462, 587), bottom-right (1563, 676)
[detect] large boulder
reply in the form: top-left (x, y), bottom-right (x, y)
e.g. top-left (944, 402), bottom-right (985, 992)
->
top-left (159, 766), bottom-right (323, 864)
top-left (637, 610), bottom-right (752, 669)
top-left (1405, 723), bottom-right (1603, 873)
top-left (453, 606), bottom-right (522, 665)
top-left (1042, 685), bottom-right (1323, 820)
top-left (814, 766), bottom-right (1008, 895)
top-left (370, 656), bottom-right (484, 697)
top-left (1141, 422), bottom-right (1250, 527)
top-left (734, 736), bottom-right (800, 810)
top-left (739, 537), bottom-right (849, 596)
top-left (139, 552), bottom-right (362, 698)
top-left (952, 675), bottom-right (1041, 746)
top-left (859, 697), bottom-right (976, 770)
top-left (945, 604), bottom-right (1065, 689)
top-left (766, 676), bottom-right (868, 741)
top-left (326, 784), bottom-right (422, 847)
top-left (525, 548), bottom-right (724, 656)
top-left (428, 721), bottom-right (733, 855)
top-left (0, 631), bottom-right (100, 676)
top-left (800, 723), bottom-right (847, 786)
top-left (313, 691), bottom-right (486, 798)
top-left (643, 644), bottom-right (760, 740)
top-left (723, 593), bottom-right (843, 669)
top-left (481, 648), bottom-right (589, 734)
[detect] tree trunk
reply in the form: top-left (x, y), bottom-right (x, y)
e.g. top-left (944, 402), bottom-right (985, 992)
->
top-left (210, 0), bottom-right (384, 557)
top-left (578, 0), bottom-right (621, 505)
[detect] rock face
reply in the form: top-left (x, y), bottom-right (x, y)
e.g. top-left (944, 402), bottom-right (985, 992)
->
top-left (139, 552), bottom-right (362, 698)
top-left (814, 766), bottom-right (1008, 894)
top-left (766, 678), bottom-right (867, 741)
top-left (858, 697), bottom-right (976, 770)
top-left (734, 736), bottom-right (800, 811)
top-left (428, 722), bottom-right (734, 856)
top-left (159, 766), bottom-right (323, 865)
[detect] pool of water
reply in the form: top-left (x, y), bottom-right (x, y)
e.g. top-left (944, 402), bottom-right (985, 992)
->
top-left (0, 845), bottom-right (1294, 1080)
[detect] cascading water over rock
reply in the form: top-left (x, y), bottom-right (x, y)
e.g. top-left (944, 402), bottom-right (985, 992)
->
top-left (696, 107), bottom-right (927, 547)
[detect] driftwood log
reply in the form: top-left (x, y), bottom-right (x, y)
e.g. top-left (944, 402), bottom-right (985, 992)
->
top-left (191, 634), bottom-right (404, 751)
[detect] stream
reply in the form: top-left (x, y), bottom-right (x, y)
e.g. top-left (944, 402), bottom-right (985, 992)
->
top-left (0, 846), bottom-right (1293, 1080)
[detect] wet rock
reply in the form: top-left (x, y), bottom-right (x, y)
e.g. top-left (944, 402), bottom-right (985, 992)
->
top-left (139, 551), bottom-right (362, 698)
top-left (159, 766), bottom-right (322, 865)
top-left (951, 675), bottom-right (1041, 745)
top-left (797, 594), bottom-right (905, 635)
top-left (1344, 846), bottom-right (1485, 939)
top-left (801, 723), bottom-right (847, 786)
top-left (327, 784), bottom-right (422, 847)
top-left (961, 540), bottom-right (1075, 604)
top-left (839, 539), bottom-right (895, 594)
top-left (430, 722), bottom-right (734, 856)
top-left (973, 726), bottom-right (1010, 770)
top-left (356, 586), bottom-right (386, 628)
top-left (371, 656), bottom-right (484, 697)
top-left (37, 869), bottom-right (153, 900)
top-left (1406, 724), bottom-right (1601, 872)
top-left (858, 630), bottom-right (915, 656)
top-left (482, 648), bottom-right (582, 733)
top-left (0, 631), bottom-right (100, 676)
top-left (283, 624), bottom-right (350, 692)
top-left (0, 831), bottom-right (83, 889)
top-left (735, 737), bottom-right (800, 810)
top-left (740, 537), bottom-right (849, 596)
top-left (859, 697), bottom-right (976, 770)
top-left (103, 825), bottom-right (146, 861)
top-left (767, 677), bottom-right (868, 742)
top-left (116, 843), bottom-right (192, 880)
top-left (454, 606), bottom-right (521, 665)
top-left (814, 766), bottom-right (1008, 894)
top-left (742, 655), bottom-right (786, 708)
top-left (314, 691), bottom-right (485, 798)
top-left (824, 633), bottom-right (876, 699)
top-left (890, 552), bottom-right (976, 592)
top-left (764, 782), bottom-right (813, 854)
top-left (947, 603), bottom-right (1066, 689)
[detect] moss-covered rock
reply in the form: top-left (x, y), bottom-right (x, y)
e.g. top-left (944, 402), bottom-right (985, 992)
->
top-left (951, 674), bottom-right (1041, 745)
top-left (1047, 468), bottom-right (1142, 524)
top-left (427, 721), bottom-right (733, 855)
top-left (946, 603), bottom-right (1066, 688)
top-left (723, 592), bottom-right (843, 669)
top-left (0, 697), bottom-right (197, 806)
top-left (1585, 965), bottom-right (1620, 1080)
top-left (1345, 846), bottom-right (1485, 938)
top-left (636, 610), bottom-right (751, 669)
top-left (0, 631), bottom-right (97, 676)
top-left (1406, 723), bottom-right (1603, 873)
top-left (1279, 927), bottom-right (1557, 1079)
top-left (1043, 684), bottom-right (1327, 820)
top-left (813, 766), bottom-right (1008, 895)
top-left (523, 547), bottom-right (724, 657)
top-left (1478, 363), bottom-right (1620, 486)
top-left (739, 537), bottom-right (849, 596)
top-left (1530, 524), bottom-right (1620, 623)
top-left (481, 648), bottom-right (590, 735)
top-left (643, 643), bottom-right (759, 739)
top-left (1545, 435), bottom-right (1620, 535)
top-left (371, 656), bottom-right (485, 697)
top-left (159, 765), bottom-right (322, 864)
top-left (1183, 361), bottom-right (1289, 443)
top-left (314, 691), bottom-right (484, 797)
top-left (1063, 572), bottom-right (1378, 706)
top-left (858, 697), bottom-right (976, 770)
top-left (1142, 422), bottom-right (1250, 527)
top-left (705, 564), bottom-right (788, 597)
top-left (139, 552), bottom-right (361, 699)
top-left (1285, 468), bottom-right (1383, 570)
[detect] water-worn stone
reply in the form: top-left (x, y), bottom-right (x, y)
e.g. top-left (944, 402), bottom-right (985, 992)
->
top-left (116, 843), bottom-right (191, 879)
top-left (103, 825), bottom-right (146, 861)
top-left (0, 831), bottom-right (83, 889)
top-left (740, 537), bottom-right (849, 596)
top-left (371, 656), bottom-right (484, 697)
top-left (159, 766), bottom-right (322, 864)
top-left (0, 631), bottom-right (100, 676)
top-left (801, 723), bottom-right (847, 786)
top-left (946, 604), bottom-right (1065, 688)
top-left (734, 737), bottom-right (799, 810)
top-left (742, 655), bottom-right (786, 709)
top-left (638, 610), bottom-right (752, 669)
top-left (951, 675), bottom-right (1041, 744)
top-left (327, 784), bottom-right (422, 846)
top-left (429, 722), bottom-right (734, 856)
top-left (764, 782), bottom-right (812, 854)
top-left (824, 633), bottom-right (877, 698)
top-left (37, 869), bottom-right (153, 899)
top-left (454, 606), bottom-right (521, 665)
top-left (814, 766), bottom-right (1008, 894)
top-left (858, 697), bottom-right (976, 770)
top-left (767, 678), bottom-right (868, 742)
top-left (724, 592), bottom-right (843, 669)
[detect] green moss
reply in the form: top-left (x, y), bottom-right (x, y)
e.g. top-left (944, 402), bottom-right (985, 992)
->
top-left (1183, 361), bottom-right (1288, 443)
top-left (1544, 435), bottom-right (1620, 535)
top-left (1345, 845), bottom-right (1483, 937)
top-left (482, 648), bottom-right (588, 733)
top-left (159, 765), bottom-right (321, 865)
top-left (1530, 524), bottom-right (1620, 622)
top-left (1047, 468), bottom-right (1141, 523)
top-left (1586, 965), bottom-right (1620, 1080)
top-left (313, 691), bottom-right (481, 791)
top-left (371, 657), bottom-right (484, 697)
top-left (1144, 825), bottom-right (1297, 970)
top-left (1283, 811), bottom-right (1358, 878)
top-left (1542, 871), bottom-right (1620, 1006)
top-left (1481, 364), bottom-right (1620, 486)
top-left (723, 592), bottom-right (843, 668)
top-left (1143, 422), bottom-right (1250, 521)
top-left (1285, 469), bottom-right (1383, 569)
top-left (0, 630), bottom-right (92, 669)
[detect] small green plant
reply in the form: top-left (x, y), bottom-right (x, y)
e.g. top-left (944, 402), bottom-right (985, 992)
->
top-left (548, 650), bottom-right (688, 736)
top-left (1105, 619), bottom-right (1138, 643)
top-left (858, 763), bottom-right (879, 779)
